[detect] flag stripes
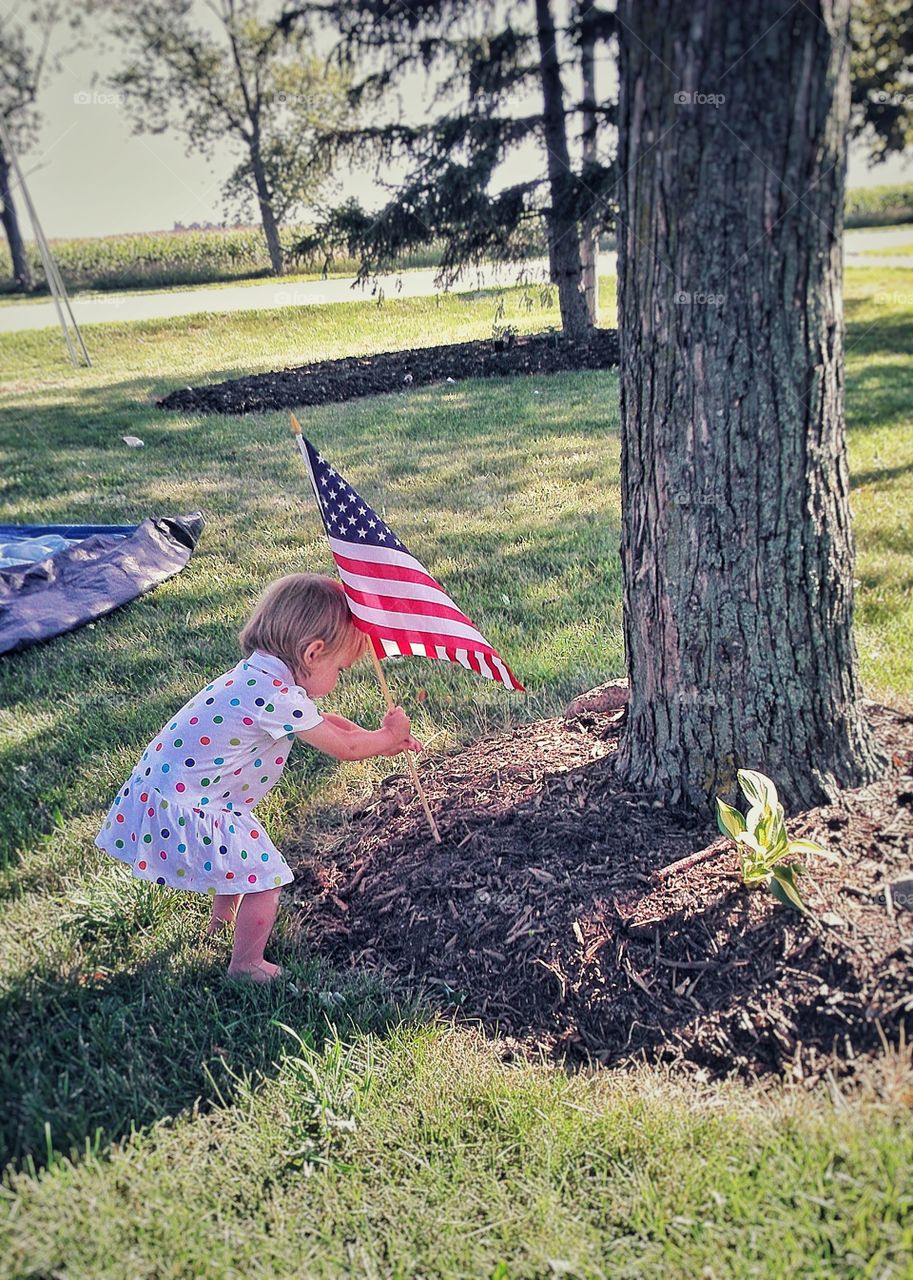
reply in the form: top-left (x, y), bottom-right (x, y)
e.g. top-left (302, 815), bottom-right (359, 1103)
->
top-left (295, 431), bottom-right (524, 691)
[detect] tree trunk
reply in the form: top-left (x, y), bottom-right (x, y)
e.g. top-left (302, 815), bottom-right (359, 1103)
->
top-left (535, 0), bottom-right (591, 340)
top-left (249, 146), bottom-right (284, 277)
top-left (578, 0), bottom-right (599, 326)
top-left (0, 149), bottom-right (33, 292)
top-left (614, 0), bottom-right (884, 814)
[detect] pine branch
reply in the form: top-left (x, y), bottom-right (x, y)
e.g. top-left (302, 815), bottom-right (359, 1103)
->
top-left (294, 167), bottom-right (549, 286)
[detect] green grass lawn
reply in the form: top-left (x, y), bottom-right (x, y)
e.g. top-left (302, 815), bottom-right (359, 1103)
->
top-left (0, 260), bottom-right (479, 308)
top-left (843, 269), bottom-right (913, 705)
top-left (0, 226), bottom-right (453, 302)
top-left (0, 271), bottom-right (911, 1278)
top-left (861, 241), bottom-right (913, 256)
top-left (0, 265), bottom-right (404, 307)
top-left (846, 224), bottom-right (913, 237)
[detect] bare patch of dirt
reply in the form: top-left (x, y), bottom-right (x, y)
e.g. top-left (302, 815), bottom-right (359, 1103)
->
top-left (156, 329), bottom-right (620, 415)
top-left (288, 695), bottom-right (913, 1084)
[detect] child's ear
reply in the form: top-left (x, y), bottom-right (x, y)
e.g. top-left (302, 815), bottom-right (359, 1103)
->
top-left (299, 639), bottom-right (325, 671)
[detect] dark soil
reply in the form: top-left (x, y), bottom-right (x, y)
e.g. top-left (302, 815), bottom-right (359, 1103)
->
top-left (288, 690), bottom-right (913, 1084)
top-left (156, 329), bottom-right (620, 415)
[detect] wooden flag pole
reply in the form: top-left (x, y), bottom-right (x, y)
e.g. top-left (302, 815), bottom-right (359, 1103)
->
top-left (289, 412), bottom-right (442, 845)
top-left (369, 648), bottom-right (442, 845)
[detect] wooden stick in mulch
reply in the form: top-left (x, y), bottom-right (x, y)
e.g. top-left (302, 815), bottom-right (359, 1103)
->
top-left (654, 839), bottom-right (729, 882)
top-left (289, 411), bottom-right (441, 845)
top-left (370, 646), bottom-right (442, 845)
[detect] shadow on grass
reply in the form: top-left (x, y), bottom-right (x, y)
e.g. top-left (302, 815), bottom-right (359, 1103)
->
top-left (845, 289), bottom-right (913, 336)
top-left (0, 376), bottom-right (622, 876)
top-left (0, 365), bottom-right (618, 526)
top-left (851, 458), bottom-right (913, 491)
top-left (0, 601), bottom-right (350, 881)
top-left (0, 923), bottom-right (427, 1175)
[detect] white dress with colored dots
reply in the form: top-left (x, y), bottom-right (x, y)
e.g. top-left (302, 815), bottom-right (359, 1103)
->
top-left (96, 650), bottom-right (323, 895)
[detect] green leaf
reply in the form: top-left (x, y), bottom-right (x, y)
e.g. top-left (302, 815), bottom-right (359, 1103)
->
top-left (715, 797), bottom-right (746, 840)
top-left (744, 802), bottom-right (765, 839)
top-left (736, 830), bottom-right (763, 856)
top-left (763, 805), bottom-right (790, 863)
top-left (737, 770), bottom-right (779, 812)
top-left (738, 834), bottom-right (767, 884)
top-left (769, 864), bottom-right (808, 914)
top-left (789, 839), bottom-right (838, 863)
top-left (754, 804), bottom-right (776, 849)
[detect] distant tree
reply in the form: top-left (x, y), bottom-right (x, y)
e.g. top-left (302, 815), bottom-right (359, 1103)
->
top-left (850, 0), bottom-right (913, 162)
top-left (0, 4), bottom-right (68, 292)
top-left (614, 0), bottom-right (884, 812)
top-left (103, 0), bottom-right (351, 276)
top-left (282, 0), bottom-right (617, 339)
top-left (276, 0), bottom-right (905, 307)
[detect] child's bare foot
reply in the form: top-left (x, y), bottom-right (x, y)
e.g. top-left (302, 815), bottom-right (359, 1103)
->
top-left (205, 917), bottom-right (232, 938)
top-left (227, 959), bottom-right (284, 984)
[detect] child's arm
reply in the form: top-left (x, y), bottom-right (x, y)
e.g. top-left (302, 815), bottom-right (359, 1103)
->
top-left (297, 706), bottom-right (421, 762)
top-left (320, 712), bottom-right (360, 734)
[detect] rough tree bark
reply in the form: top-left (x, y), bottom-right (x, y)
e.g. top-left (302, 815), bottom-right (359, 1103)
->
top-left (250, 147), bottom-right (284, 277)
top-left (614, 0), bottom-right (884, 813)
top-left (535, 0), bottom-right (591, 339)
top-left (223, 14), bottom-right (285, 279)
top-left (0, 149), bottom-right (33, 292)
top-left (578, 0), bottom-right (599, 326)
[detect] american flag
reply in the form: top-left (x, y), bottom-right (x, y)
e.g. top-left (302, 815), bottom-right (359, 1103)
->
top-left (293, 425), bottom-right (524, 691)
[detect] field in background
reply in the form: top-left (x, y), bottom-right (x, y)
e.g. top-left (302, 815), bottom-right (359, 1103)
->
top-left (845, 181), bottom-right (913, 227)
top-left (864, 240), bottom-right (913, 256)
top-left (0, 225), bottom-right (454, 297)
top-left (3, 182), bottom-right (911, 300)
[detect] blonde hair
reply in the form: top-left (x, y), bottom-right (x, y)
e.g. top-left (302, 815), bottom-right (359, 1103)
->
top-left (239, 574), bottom-right (367, 680)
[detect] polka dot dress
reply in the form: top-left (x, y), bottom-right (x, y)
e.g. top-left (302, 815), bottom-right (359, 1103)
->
top-left (96, 650), bottom-right (323, 895)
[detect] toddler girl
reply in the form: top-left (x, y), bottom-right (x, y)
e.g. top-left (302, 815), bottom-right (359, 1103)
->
top-left (96, 573), bottom-right (420, 983)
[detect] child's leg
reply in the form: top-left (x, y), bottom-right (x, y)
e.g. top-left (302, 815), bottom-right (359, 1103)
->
top-left (227, 887), bottom-right (282, 982)
top-left (206, 892), bottom-right (241, 936)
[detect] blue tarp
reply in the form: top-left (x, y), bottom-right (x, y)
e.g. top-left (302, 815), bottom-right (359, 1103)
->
top-left (0, 525), bottom-right (136, 570)
top-left (0, 524), bottom-right (138, 537)
top-left (0, 514), bottom-right (204, 655)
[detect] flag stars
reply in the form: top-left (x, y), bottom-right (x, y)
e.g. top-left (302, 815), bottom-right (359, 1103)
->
top-left (303, 436), bottom-right (519, 688)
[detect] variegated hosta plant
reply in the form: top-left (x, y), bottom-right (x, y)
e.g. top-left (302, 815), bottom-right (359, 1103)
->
top-left (715, 770), bottom-right (834, 914)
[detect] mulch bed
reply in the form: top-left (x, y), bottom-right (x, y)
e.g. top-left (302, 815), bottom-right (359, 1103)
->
top-left (156, 329), bottom-right (620, 415)
top-left (288, 689), bottom-right (913, 1084)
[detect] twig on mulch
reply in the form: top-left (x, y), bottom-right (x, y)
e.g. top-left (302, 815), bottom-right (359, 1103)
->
top-left (288, 699), bottom-right (913, 1084)
top-left (654, 839), bottom-right (729, 882)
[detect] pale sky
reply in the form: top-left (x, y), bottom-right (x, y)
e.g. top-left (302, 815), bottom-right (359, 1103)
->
top-left (14, 14), bottom-right (913, 241)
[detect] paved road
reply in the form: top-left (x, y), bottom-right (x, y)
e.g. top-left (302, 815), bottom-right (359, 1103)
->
top-left (1, 226), bottom-right (910, 334)
top-left (0, 254), bottom-right (616, 335)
